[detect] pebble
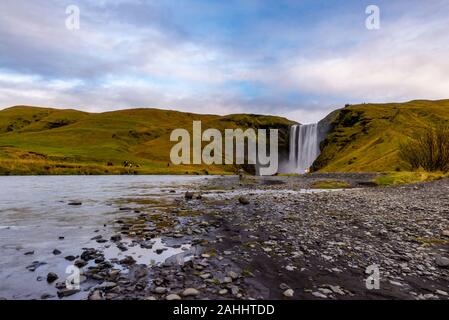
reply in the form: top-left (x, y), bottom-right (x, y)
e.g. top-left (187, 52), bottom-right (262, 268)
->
top-left (283, 289), bottom-right (294, 298)
top-left (238, 196), bottom-right (250, 205)
top-left (312, 292), bottom-right (327, 299)
top-left (182, 288), bottom-right (200, 297)
top-left (166, 294), bottom-right (181, 300)
top-left (47, 272), bottom-right (58, 283)
top-left (435, 256), bottom-right (449, 268)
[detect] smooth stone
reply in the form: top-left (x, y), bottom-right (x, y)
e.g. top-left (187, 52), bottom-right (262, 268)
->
top-left (53, 249), bottom-right (61, 255)
top-left (238, 196), bottom-right (250, 205)
top-left (47, 272), bottom-right (58, 283)
top-left (435, 256), bottom-right (449, 268)
top-left (89, 290), bottom-right (104, 300)
top-left (153, 287), bottom-right (168, 294)
top-left (182, 288), bottom-right (200, 297)
top-left (227, 271), bottom-right (239, 280)
top-left (283, 289), bottom-right (294, 298)
top-left (57, 288), bottom-right (80, 298)
top-left (166, 294), bottom-right (181, 301)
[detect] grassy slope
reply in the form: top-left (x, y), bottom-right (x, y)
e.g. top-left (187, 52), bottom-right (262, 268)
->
top-left (0, 106), bottom-right (293, 175)
top-left (313, 99), bottom-right (449, 172)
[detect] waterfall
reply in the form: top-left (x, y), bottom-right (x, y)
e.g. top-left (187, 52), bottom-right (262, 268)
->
top-left (288, 124), bottom-right (320, 173)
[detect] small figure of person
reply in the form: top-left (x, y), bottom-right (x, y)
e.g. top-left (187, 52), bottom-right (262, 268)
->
top-left (238, 168), bottom-right (245, 181)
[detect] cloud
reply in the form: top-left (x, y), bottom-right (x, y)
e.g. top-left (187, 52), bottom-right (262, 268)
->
top-left (0, 0), bottom-right (449, 123)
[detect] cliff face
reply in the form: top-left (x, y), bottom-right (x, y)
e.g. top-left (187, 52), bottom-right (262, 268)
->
top-left (312, 100), bottom-right (449, 172)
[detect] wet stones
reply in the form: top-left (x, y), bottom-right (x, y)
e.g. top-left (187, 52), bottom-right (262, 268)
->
top-left (65, 255), bottom-right (76, 261)
top-left (238, 196), bottom-right (250, 205)
top-left (57, 288), bottom-right (80, 298)
top-left (53, 249), bottom-right (61, 255)
top-left (26, 261), bottom-right (47, 272)
top-left (47, 272), bottom-right (58, 283)
top-left (89, 290), bottom-right (104, 300)
top-left (182, 288), bottom-right (200, 297)
top-left (283, 289), bottom-right (294, 298)
top-left (111, 234), bottom-right (122, 242)
top-left (435, 256), bottom-right (449, 268)
top-left (119, 256), bottom-right (136, 266)
top-left (74, 259), bottom-right (87, 268)
top-left (166, 294), bottom-right (181, 300)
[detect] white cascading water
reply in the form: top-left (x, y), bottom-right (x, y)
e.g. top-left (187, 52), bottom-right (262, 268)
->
top-left (288, 124), bottom-right (320, 173)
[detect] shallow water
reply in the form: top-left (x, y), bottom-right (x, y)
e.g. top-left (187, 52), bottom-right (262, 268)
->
top-left (0, 175), bottom-right (209, 300)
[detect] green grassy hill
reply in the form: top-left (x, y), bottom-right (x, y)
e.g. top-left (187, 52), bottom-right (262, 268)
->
top-left (313, 99), bottom-right (449, 172)
top-left (0, 106), bottom-right (294, 175)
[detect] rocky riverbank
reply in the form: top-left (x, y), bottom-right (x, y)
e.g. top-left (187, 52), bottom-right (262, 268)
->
top-left (23, 174), bottom-right (449, 300)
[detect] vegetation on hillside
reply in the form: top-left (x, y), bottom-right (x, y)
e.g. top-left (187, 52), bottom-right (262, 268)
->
top-left (0, 106), bottom-right (294, 175)
top-left (399, 125), bottom-right (449, 172)
top-left (313, 99), bottom-right (449, 173)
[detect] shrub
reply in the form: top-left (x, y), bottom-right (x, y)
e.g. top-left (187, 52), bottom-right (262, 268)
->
top-left (399, 125), bottom-right (449, 172)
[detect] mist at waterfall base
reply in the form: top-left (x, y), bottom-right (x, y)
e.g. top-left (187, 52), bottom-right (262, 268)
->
top-left (280, 124), bottom-right (321, 174)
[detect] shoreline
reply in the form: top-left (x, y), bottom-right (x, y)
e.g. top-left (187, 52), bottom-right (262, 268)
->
top-left (1, 174), bottom-right (448, 300)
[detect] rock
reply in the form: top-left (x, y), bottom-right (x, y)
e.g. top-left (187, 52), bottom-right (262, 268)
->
top-left (199, 273), bottom-right (211, 279)
top-left (238, 196), bottom-right (250, 205)
top-left (68, 202), bottom-right (82, 206)
top-left (227, 271), bottom-right (239, 280)
top-left (185, 191), bottom-right (194, 200)
top-left (120, 256), bottom-right (136, 265)
top-left (442, 230), bottom-right (449, 237)
top-left (436, 290), bottom-right (448, 296)
top-left (312, 291), bottom-right (327, 299)
top-left (57, 288), bottom-right (80, 298)
top-left (98, 282), bottom-right (117, 290)
top-left (329, 285), bottom-right (345, 295)
top-left (283, 289), bottom-right (294, 298)
top-left (285, 265), bottom-right (296, 271)
top-left (219, 289), bottom-right (228, 295)
top-left (74, 259), bottom-right (87, 268)
top-left (65, 255), bottom-right (76, 261)
top-left (153, 287), bottom-right (168, 294)
top-left (223, 276), bottom-right (233, 283)
top-left (111, 235), bottom-right (122, 242)
top-left (230, 286), bottom-right (240, 296)
top-left (435, 256), bottom-right (449, 268)
top-left (58, 236), bottom-right (65, 240)
top-left (53, 249), bottom-right (61, 255)
top-left (89, 290), bottom-right (104, 300)
top-left (156, 248), bottom-right (167, 254)
top-left (182, 288), bottom-right (200, 297)
top-left (41, 293), bottom-right (55, 300)
top-left (24, 251), bottom-right (34, 256)
top-left (26, 261), bottom-right (47, 272)
top-left (279, 283), bottom-right (290, 290)
top-left (319, 288), bottom-right (333, 295)
top-left (47, 272), bottom-right (58, 283)
top-left (166, 294), bottom-right (182, 301)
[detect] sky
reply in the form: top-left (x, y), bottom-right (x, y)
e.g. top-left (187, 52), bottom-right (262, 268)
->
top-left (1, 0), bottom-right (449, 123)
